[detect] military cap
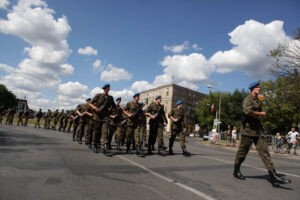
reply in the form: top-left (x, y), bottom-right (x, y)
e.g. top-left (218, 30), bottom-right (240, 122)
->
top-left (86, 98), bottom-right (91, 102)
top-left (102, 84), bottom-right (110, 89)
top-left (248, 81), bottom-right (260, 90)
top-left (155, 95), bottom-right (161, 100)
top-left (133, 93), bottom-right (140, 98)
top-left (116, 97), bottom-right (121, 101)
top-left (176, 100), bottom-right (183, 106)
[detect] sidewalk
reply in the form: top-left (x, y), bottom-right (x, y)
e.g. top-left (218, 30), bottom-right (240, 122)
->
top-left (194, 137), bottom-right (300, 160)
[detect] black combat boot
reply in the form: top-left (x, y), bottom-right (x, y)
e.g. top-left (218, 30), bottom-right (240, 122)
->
top-left (136, 146), bottom-right (144, 157)
top-left (88, 143), bottom-right (92, 149)
top-left (151, 145), bottom-right (155, 151)
top-left (169, 140), bottom-right (174, 155)
top-left (78, 139), bottom-right (82, 144)
top-left (93, 144), bottom-right (99, 153)
top-left (182, 146), bottom-right (191, 157)
top-left (126, 143), bottom-right (131, 154)
top-left (117, 142), bottom-right (122, 151)
top-left (148, 145), bottom-right (152, 155)
top-left (268, 170), bottom-right (291, 187)
top-left (158, 147), bottom-right (167, 156)
top-left (72, 137), bottom-right (75, 141)
top-left (233, 164), bottom-right (246, 180)
top-left (103, 144), bottom-right (111, 156)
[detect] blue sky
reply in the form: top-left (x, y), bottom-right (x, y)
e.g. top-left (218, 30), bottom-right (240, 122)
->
top-left (0, 0), bottom-right (299, 109)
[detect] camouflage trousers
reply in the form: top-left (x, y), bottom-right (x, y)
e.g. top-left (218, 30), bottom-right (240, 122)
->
top-left (235, 135), bottom-right (274, 170)
top-left (93, 121), bottom-right (103, 145)
top-left (77, 122), bottom-right (88, 140)
top-left (35, 118), bottom-right (41, 127)
top-left (126, 125), bottom-right (142, 147)
top-left (72, 121), bottom-right (79, 139)
top-left (149, 123), bottom-right (164, 148)
top-left (85, 120), bottom-right (94, 144)
top-left (169, 128), bottom-right (185, 148)
top-left (17, 118), bottom-right (23, 126)
top-left (24, 117), bottom-right (29, 126)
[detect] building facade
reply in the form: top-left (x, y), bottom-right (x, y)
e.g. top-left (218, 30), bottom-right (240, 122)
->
top-left (139, 84), bottom-right (206, 133)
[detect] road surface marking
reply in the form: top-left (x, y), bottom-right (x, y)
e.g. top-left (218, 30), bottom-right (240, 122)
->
top-left (117, 155), bottom-right (216, 200)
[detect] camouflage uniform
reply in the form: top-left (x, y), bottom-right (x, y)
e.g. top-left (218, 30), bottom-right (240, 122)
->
top-left (23, 110), bottom-right (30, 126)
top-left (91, 93), bottom-right (115, 153)
top-left (235, 94), bottom-right (274, 170)
top-left (17, 111), bottom-right (24, 126)
top-left (34, 110), bottom-right (43, 128)
top-left (147, 102), bottom-right (167, 154)
top-left (51, 110), bottom-right (59, 130)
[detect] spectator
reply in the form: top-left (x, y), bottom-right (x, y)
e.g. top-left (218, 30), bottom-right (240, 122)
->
top-left (287, 128), bottom-right (299, 155)
top-left (224, 124), bottom-right (232, 145)
top-left (232, 126), bottom-right (237, 147)
top-left (274, 133), bottom-right (282, 153)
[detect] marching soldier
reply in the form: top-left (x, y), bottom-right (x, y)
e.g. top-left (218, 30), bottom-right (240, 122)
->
top-left (76, 100), bottom-right (92, 144)
top-left (0, 105), bottom-right (4, 124)
top-left (58, 109), bottom-right (65, 131)
top-left (17, 110), bottom-right (24, 126)
top-left (63, 111), bottom-right (69, 132)
top-left (233, 81), bottom-right (291, 187)
top-left (84, 99), bottom-right (94, 149)
top-left (145, 95), bottom-right (168, 156)
top-left (123, 93), bottom-right (145, 156)
top-left (34, 108), bottom-right (42, 128)
top-left (108, 97), bottom-right (123, 151)
top-left (66, 110), bottom-right (74, 133)
top-left (87, 84), bottom-right (116, 155)
top-left (51, 109), bottom-right (59, 130)
top-left (23, 109), bottom-right (30, 126)
top-left (168, 100), bottom-right (191, 156)
top-left (44, 109), bottom-right (52, 129)
top-left (71, 107), bottom-right (80, 141)
top-left (140, 110), bottom-right (147, 148)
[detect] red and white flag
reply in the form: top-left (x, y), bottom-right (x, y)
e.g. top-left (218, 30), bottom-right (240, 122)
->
top-left (211, 104), bottom-right (215, 113)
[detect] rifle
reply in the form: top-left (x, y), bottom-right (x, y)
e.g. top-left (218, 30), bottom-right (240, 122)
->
top-left (131, 103), bottom-right (144, 119)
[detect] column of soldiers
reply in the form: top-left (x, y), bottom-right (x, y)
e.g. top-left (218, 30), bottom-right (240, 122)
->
top-left (0, 83), bottom-right (191, 158)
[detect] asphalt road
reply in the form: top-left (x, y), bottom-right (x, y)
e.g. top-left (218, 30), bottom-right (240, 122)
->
top-left (0, 124), bottom-right (299, 200)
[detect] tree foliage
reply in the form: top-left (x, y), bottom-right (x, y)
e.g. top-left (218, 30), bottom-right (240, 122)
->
top-left (261, 78), bottom-right (300, 134)
top-left (0, 84), bottom-right (18, 109)
top-left (196, 89), bottom-right (248, 131)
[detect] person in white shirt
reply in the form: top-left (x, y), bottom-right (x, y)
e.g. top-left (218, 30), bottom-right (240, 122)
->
top-left (287, 127), bottom-right (299, 155)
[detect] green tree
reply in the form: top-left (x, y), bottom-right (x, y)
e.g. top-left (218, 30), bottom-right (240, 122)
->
top-left (261, 78), bottom-right (300, 134)
top-left (0, 84), bottom-right (18, 109)
top-left (196, 89), bottom-right (248, 131)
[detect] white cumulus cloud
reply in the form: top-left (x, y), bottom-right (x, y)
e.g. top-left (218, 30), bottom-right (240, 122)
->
top-left (0, 0), bottom-right (9, 9)
top-left (163, 41), bottom-right (190, 53)
top-left (93, 59), bottom-right (104, 71)
top-left (57, 81), bottom-right (88, 98)
top-left (100, 64), bottom-right (132, 82)
top-left (0, 0), bottom-right (73, 109)
top-left (209, 20), bottom-right (290, 77)
top-left (78, 46), bottom-right (98, 56)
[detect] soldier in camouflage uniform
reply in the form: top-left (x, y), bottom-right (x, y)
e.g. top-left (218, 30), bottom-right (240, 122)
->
top-left (51, 109), bottom-right (59, 130)
top-left (84, 99), bottom-right (94, 149)
top-left (145, 95), bottom-right (168, 156)
top-left (44, 109), bottom-right (52, 129)
top-left (23, 110), bottom-right (30, 126)
top-left (0, 105), bottom-right (4, 124)
top-left (233, 81), bottom-right (291, 187)
top-left (17, 110), bottom-right (24, 126)
top-left (63, 111), bottom-right (69, 132)
top-left (108, 97), bottom-right (123, 151)
top-left (58, 109), bottom-right (65, 131)
top-left (66, 110), bottom-right (74, 133)
top-left (168, 100), bottom-right (191, 156)
top-left (34, 108), bottom-right (42, 128)
top-left (139, 110), bottom-right (147, 147)
top-left (76, 99), bottom-right (93, 144)
top-left (123, 93), bottom-right (146, 156)
top-left (87, 84), bottom-right (116, 155)
top-left (70, 108), bottom-right (80, 141)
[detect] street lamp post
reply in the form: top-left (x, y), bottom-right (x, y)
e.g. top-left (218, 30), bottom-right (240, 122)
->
top-left (206, 84), bottom-right (222, 131)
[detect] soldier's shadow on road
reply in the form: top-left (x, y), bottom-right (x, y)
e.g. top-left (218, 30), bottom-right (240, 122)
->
top-left (245, 175), bottom-right (293, 191)
top-left (0, 131), bottom-right (58, 147)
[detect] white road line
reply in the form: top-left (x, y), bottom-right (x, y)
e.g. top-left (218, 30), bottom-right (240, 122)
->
top-left (117, 155), bottom-right (216, 200)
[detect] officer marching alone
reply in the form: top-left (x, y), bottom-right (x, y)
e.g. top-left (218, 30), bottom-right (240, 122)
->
top-left (233, 81), bottom-right (291, 187)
